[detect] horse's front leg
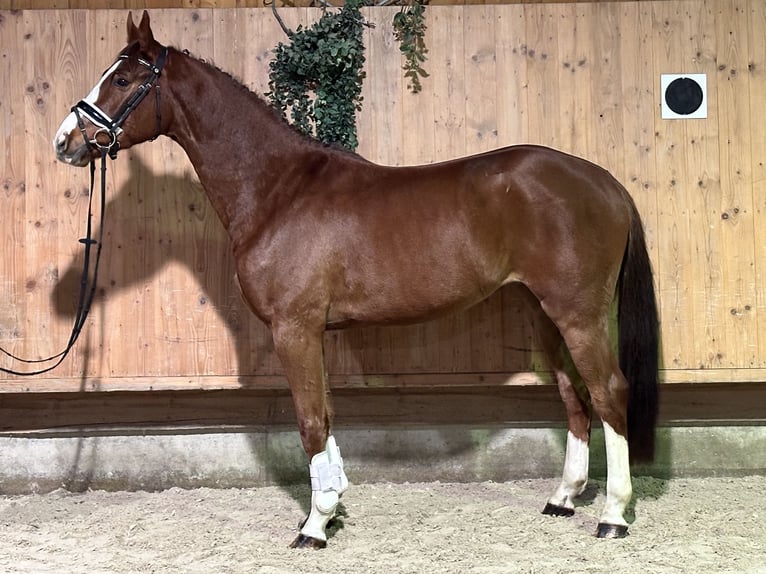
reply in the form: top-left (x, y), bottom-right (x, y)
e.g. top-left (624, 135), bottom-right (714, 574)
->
top-left (272, 321), bottom-right (349, 549)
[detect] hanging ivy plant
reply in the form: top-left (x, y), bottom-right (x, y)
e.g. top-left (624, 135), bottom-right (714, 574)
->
top-left (267, 0), bottom-right (368, 151)
top-left (393, 0), bottom-right (429, 94)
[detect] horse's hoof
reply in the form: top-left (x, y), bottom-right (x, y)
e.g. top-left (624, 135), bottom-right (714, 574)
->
top-left (596, 522), bottom-right (629, 539)
top-left (289, 533), bottom-right (327, 550)
top-left (542, 502), bottom-right (575, 517)
top-left (297, 515), bottom-right (340, 530)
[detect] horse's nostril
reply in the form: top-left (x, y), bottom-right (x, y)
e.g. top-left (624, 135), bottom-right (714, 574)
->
top-left (54, 133), bottom-right (67, 152)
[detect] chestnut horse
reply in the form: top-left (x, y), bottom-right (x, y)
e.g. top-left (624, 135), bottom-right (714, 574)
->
top-left (54, 12), bottom-right (659, 549)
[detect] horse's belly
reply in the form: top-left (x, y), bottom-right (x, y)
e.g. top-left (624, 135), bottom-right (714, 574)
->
top-left (326, 263), bottom-right (507, 328)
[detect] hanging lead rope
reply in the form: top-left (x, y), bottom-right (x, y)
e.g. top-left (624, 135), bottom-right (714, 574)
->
top-left (0, 47), bottom-right (167, 377)
top-left (0, 148), bottom-right (109, 376)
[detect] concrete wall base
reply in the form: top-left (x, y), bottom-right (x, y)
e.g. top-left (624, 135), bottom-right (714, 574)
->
top-left (1, 425), bottom-right (764, 494)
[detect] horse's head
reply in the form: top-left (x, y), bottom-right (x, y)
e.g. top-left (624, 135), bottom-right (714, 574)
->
top-left (53, 11), bottom-right (168, 166)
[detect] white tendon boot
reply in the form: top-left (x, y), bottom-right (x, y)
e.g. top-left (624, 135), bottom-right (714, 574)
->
top-left (297, 436), bottom-right (349, 547)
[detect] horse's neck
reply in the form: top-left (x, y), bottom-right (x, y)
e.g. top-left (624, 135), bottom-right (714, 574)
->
top-left (164, 53), bottom-right (309, 243)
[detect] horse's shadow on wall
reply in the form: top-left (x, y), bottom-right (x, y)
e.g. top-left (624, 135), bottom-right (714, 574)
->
top-left (53, 153), bottom-right (271, 377)
top-left (52, 152), bottom-right (665, 522)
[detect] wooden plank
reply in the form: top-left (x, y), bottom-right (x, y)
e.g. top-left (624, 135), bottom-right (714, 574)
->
top-left (1, 381), bottom-right (765, 434)
top-left (109, 8), bottom-right (243, 381)
top-left (367, 5), bottom-right (403, 166)
top-left (618, 2), bottom-right (661, 340)
top-left (324, 7), bottom-right (377, 378)
top-left (494, 3), bottom-right (527, 147)
top-left (463, 5), bottom-right (505, 373)
top-left (153, 9), bottom-right (215, 378)
top-left (0, 10), bottom-right (26, 360)
top-left (355, 6), bottom-right (376, 159)
top-left (555, 3), bottom-right (588, 155)
top-left (245, 6), bottom-right (281, 97)
top-left (0, 386), bottom-right (568, 432)
top-left (360, 6), bottom-right (408, 375)
top-left (427, 6), bottom-right (475, 374)
top-left (67, 0), bottom-right (123, 8)
top-left (175, 10), bottom-right (241, 378)
top-left (500, 286), bottom-right (538, 375)
top-left (430, 5), bottom-right (466, 161)
top-left (714, 0), bottom-right (758, 367)
top-left (237, 8), bottom-right (286, 378)
top-left (683, 0), bottom-right (725, 369)
top-left (19, 11), bottom-right (52, 366)
top-left (21, 11), bottom-right (89, 368)
top-left (2, 367), bottom-right (765, 395)
top-left (66, 9), bottom-right (126, 381)
top-left (392, 6), bottom-right (441, 374)
top-left (212, 8), bottom-right (245, 81)
top-left (587, 3), bottom-right (624, 172)
top-left (523, 3), bottom-right (559, 147)
top-left (400, 8), bottom-right (435, 165)
top-left (494, 6), bottom-right (538, 373)
top-left (651, 2), bottom-right (695, 369)
top-left (208, 8), bottom-right (274, 379)
top-left (1, 1), bottom-right (743, 9)
top-left (463, 4), bottom-right (497, 154)
top-left (749, 0), bottom-right (766, 362)
top-left (74, 10), bottom-right (151, 381)
top-left (5, 1), bottom-right (763, 9)
top-left (661, 368), bottom-right (766, 384)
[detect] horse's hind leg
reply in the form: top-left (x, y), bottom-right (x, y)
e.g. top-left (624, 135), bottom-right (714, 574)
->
top-left (271, 320), bottom-right (349, 549)
top-left (529, 303), bottom-right (593, 517)
top-left (551, 315), bottom-right (632, 538)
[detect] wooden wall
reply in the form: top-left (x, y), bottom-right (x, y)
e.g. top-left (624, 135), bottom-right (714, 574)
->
top-left (0, 0), bottom-right (662, 10)
top-left (0, 2), bottom-right (764, 430)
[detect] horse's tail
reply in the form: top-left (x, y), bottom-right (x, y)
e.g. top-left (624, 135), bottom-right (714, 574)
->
top-left (617, 195), bottom-right (660, 464)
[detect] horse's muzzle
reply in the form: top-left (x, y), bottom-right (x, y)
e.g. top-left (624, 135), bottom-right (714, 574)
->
top-left (53, 126), bottom-right (92, 167)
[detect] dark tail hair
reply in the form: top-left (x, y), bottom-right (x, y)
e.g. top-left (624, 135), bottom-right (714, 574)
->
top-left (618, 197), bottom-right (660, 464)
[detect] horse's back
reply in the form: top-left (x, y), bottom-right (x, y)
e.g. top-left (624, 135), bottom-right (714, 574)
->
top-left (351, 144), bottom-right (633, 282)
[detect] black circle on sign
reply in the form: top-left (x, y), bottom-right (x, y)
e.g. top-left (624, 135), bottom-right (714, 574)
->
top-left (665, 77), bottom-right (704, 115)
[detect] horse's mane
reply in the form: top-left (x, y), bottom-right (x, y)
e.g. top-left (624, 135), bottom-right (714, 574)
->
top-left (175, 46), bottom-right (364, 159)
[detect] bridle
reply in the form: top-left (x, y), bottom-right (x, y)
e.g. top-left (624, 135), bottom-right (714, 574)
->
top-left (72, 46), bottom-right (168, 160)
top-left (0, 47), bottom-right (168, 376)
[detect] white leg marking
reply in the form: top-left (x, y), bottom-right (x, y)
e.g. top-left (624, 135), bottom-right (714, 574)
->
top-left (548, 431), bottom-right (589, 509)
top-left (300, 435), bottom-right (349, 542)
top-left (600, 421), bottom-right (632, 527)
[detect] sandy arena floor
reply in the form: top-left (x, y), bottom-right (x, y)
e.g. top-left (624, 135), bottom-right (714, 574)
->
top-left (0, 476), bottom-right (764, 573)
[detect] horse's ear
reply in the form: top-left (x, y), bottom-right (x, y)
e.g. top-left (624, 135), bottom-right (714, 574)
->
top-left (127, 10), bottom-right (155, 48)
top-left (126, 11), bottom-right (138, 42)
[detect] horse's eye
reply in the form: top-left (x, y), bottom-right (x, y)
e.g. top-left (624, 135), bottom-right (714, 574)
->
top-left (114, 77), bottom-right (130, 88)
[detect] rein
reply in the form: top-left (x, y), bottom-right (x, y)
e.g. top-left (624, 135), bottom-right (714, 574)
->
top-left (0, 48), bottom-right (168, 376)
top-left (0, 151), bottom-right (108, 376)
